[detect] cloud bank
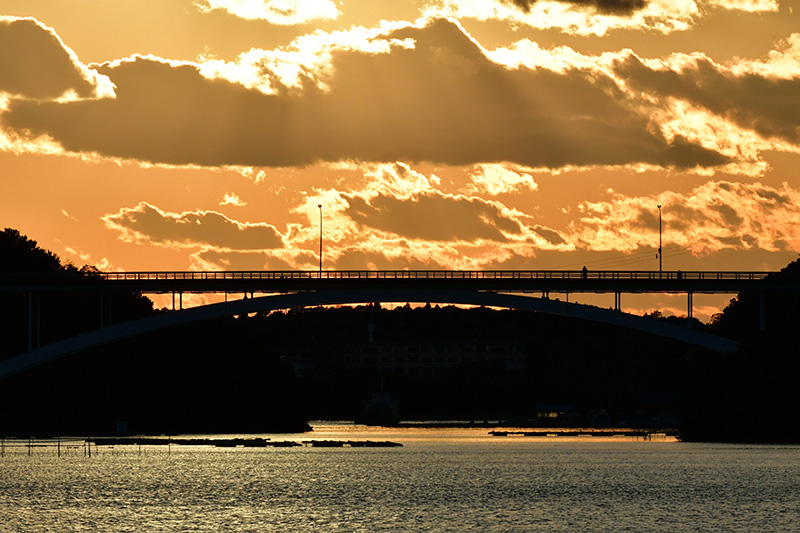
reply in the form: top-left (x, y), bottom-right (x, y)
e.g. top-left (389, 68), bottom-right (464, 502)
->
top-left (0, 17), bottom-right (110, 100)
top-left (615, 52), bottom-right (800, 145)
top-left (501, 0), bottom-right (648, 15)
top-left (1, 17), bottom-right (737, 171)
top-left (572, 181), bottom-right (800, 254)
top-left (195, 0), bottom-right (339, 25)
top-left (103, 202), bottom-right (285, 250)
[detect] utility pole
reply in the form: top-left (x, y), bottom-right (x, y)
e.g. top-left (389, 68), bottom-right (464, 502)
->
top-left (318, 204), bottom-right (323, 273)
top-left (657, 204), bottom-right (662, 277)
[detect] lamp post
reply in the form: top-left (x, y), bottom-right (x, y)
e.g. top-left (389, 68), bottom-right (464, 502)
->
top-left (657, 204), bottom-right (662, 277)
top-left (318, 204), bottom-right (323, 273)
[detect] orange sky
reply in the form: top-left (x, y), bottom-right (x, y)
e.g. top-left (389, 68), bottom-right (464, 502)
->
top-left (2, 0), bottom-right (799, 320)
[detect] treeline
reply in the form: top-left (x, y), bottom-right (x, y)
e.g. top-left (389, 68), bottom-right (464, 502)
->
top-left (677, 257), bottom-right (800, 443)
top-left (0, 228), bottom-right (307, 435)
top-left (0, 228), bottom-right (155, 358)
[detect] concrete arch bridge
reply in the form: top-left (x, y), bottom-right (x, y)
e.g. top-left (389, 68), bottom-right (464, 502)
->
top-left (3, 268), bottom-right (769, 381)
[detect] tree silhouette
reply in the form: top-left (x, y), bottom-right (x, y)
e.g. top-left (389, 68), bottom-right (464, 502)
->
top-left (0, 228), bottom-right (155, 358)
top-left (678, 254), bottom-right (800, 443)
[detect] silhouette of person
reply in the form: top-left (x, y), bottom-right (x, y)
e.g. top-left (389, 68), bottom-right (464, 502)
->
top-left (581, 266), bottom-right (588, 279)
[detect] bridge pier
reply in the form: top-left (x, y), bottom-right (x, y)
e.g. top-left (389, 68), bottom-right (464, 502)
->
top-left (27, 292), bottom-right (32, 352)
top-left (171, 292), bottom-right (184, 311)
top-left (614, 292), bottom-right (621, 312)
top-left (26, 292), bottom-right (42, 352)
top-left (687, 292), bottom-right (693, 329)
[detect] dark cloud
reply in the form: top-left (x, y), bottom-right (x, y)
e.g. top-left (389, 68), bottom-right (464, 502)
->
top-left (3, 18), bottom-right (726, 170)
top-left (104, 202), bottom-right (285, 250)
top-left (343, 192), bottom-right (522, 242)
top-left (193, 250), bottom-right (294, 270)
top-left (636, 202), bottom-right (713, 231)
top-left (754, 187), bottom-right (791, 205)
top-left (533, 225), bottom-right (566, 245)
top-left (709, 202), bottom-right (743, 227)
top-left (0, 17), bottom-right (98, 99)
top-left (614, 54), bottom-right (800, 144)
top-left (333, 246), bottom-right (443, 270)
top-left (4, 58), bottom-right (303, 166)
top-left (502, 0), bottom-right (648, 15)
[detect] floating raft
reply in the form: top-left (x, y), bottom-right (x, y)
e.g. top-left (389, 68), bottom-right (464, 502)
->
top-left (489, 430), bottom-right (673, 438)
top-left (88, 437), bottom-right (402, 448)
top-left (302, 440), bottom-right (402, 448)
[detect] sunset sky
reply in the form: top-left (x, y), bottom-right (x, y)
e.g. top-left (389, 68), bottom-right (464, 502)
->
top-left (2, 0), bottom-right (799, 319)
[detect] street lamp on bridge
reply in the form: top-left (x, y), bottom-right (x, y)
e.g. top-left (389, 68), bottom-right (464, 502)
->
top-left (318, 204), bottom-right (323, 273)
top-left (657, 204), bottom-right (662, 277)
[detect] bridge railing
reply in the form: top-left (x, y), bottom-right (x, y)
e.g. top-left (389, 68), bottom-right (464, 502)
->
top-left (95, 270), bottom-right (775, 282)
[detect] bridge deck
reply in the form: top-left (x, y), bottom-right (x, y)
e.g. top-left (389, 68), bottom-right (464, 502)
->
top-left (1, 269), bottom-right (795, 294)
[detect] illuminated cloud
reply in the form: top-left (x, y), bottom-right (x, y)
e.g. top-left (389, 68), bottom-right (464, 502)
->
top-left (614, 52), bottom-right (800, 146)
top-left (431, 0), bottom-right (778, 35)
top-left (195, 0), bottom-right (339, 25)
top-left (103, 202), bottom-right (285, 250)
top-left (0, 17), bottom-right (113, 100)
top-left (64, 245), bottom-right (115, 271)
top-left (728, 33), bottom-right (800, 79)
top-left (706, 0), bottom-right (778, 12)
top-left (429, 0), bottom-right (701, 35)
top-left (361, 162), bottom-right (441, 198)
top-left (343, 192), bottom-right (523, 242)
top-left (191, 249), bottom-right (296, 270)
top-left (1, 18), bottom-right (729, 170)
top-left (570, 181), bottom-right (800, 254)
top-left (280, 162), bottom-right (570, 270)
top-left (219, 192), bottom-right (247, 206)
top-left (499, 0), bottom-right (648, 14)
top-left (466, 164), bottom-right (538, 195)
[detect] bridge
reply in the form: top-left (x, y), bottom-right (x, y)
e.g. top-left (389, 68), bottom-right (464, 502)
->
top-left (4, 268), bottom-right (786, 293)
top-left (1, 269), bottom-right (796, 379)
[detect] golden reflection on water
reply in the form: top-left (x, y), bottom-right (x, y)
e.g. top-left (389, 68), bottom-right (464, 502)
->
top-left (0, 424), bottom-right (677, 457)
top-left (0, 426), bottom-right (797, 532)
top-left (302, 423), bottom-right (678, 446)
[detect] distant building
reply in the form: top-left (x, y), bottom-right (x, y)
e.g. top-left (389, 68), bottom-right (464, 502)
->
top-left (527, 404), bottom-right (583, 427)
top-left (283, 354), bottom-right (321, 379)
top-left (342, 342), bottom-right (526, 376)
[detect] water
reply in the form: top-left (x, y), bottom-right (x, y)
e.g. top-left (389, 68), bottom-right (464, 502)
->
top-left (1, 425), bottom-right (799, 532)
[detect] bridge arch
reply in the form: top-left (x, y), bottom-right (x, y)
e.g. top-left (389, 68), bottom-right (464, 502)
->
top-left (0, 288), bottom-right (738, 380)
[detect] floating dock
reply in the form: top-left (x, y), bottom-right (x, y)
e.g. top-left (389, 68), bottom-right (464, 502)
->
top-left (489, 429), bottom-right (676, 439)
top-left (88, 437), bottom-right (402, 448)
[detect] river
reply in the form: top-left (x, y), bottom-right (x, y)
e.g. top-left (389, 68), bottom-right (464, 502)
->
top-left (1, 424), bottom-right (798, 532)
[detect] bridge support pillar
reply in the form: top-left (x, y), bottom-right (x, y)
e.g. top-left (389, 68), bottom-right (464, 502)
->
top-left (26, 292), bottom-right (41, 351)
top-left (100, 291), bottom-right (104, 329)
top-left (614, 292), bottom-right (621, 311)
top-left (687, 292), bottom-right (693, 329)
top-left (27, 292), bottom-right (32, 352)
